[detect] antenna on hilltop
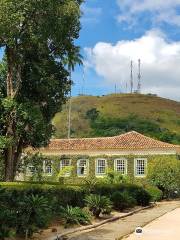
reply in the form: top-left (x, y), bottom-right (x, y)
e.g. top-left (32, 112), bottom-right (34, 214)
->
top-left (137, 59), bottom-right (141, 93)
top-left (130, 60), bottom-right (133, 93)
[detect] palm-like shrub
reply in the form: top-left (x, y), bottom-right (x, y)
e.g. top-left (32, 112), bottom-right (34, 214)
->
top-left (111, 191), bottom-right (136, 211)
top-left (59, 206), bottom-right (91, 226)
top-left (17, 194), bottom-right (51, 237)
top-left (0, 208), bottom-right (16, 240)
top-left (85, 194), bottom-right (112, 218)
top-left (103, 171), bottom-right (131, 184)
top-left (0, 188), bottom-right (16, 239)
top-left (83, 178), bottom-right (98, 193)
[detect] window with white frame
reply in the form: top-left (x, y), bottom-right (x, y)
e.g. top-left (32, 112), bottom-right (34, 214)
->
top-left (96, 159), bottom-right (106, 175)
top-left (43, 160), bottom-right (53, 175)
top-left (135, 158), bottom-right (147, 177)
top-left (77, 159), bottom-right (88, 176)
top-left (60, 159), bottom-right (71, 176)
top-left (27, 165), bottom-right (36, 175)
top-left (114, 158), bottom-right (127, 174)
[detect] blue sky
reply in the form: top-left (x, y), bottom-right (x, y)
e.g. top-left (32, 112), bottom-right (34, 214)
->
top-left (72, 0), bottom-right (180, 100)
top-left (1, 1), bottom-right (180, 100)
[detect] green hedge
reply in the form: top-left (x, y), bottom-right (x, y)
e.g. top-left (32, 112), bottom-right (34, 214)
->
top-left (0, 181), bottom-right (151, 207)
top-left (92, 183), bottom-right (151, 206)
top-left (0, 182), bottom-right (86, 208)
top-left (145, 185), bottom-right (163, 202)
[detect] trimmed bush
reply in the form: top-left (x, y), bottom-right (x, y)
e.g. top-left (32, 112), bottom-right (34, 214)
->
top-left (85, 194), bottom-right (112, 217)
top-left (59, 206), bottom-right (91, 226)
top-left (0, 182), bottom-right (86, 208)
top-left (145, 185), bottom-right (163, 202)
top-left (129, 187), bottom-right (151, 206)
top-left (111, 191), bottom-right (137, 211)
top-left (93, 183), bottom-right (151, 206)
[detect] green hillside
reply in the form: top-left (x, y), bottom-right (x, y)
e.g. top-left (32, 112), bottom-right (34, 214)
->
top-left (52, 94), bottom-right (180, 144)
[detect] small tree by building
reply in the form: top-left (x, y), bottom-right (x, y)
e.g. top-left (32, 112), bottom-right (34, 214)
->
top-left (147, 156), bottom-right (180, 198)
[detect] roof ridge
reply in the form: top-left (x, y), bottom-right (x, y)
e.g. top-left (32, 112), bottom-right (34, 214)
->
top-left (51, 131), bottom-right (179, 148)
top-left (51, 131), bottom-right (141, 142)
top-left (129, 131), bottom-right (180, 147)
top-left (45, 131), bottom-right (180, 151)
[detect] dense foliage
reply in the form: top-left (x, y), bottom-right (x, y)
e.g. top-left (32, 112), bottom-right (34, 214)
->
top-left (0, 0), bottom-right (83, 181)
top-left (147, 157), bottom-right (180, 198)
top-left (59, 206), bottom-right (91, 226)
top-left (144, 185), bottom-right (163, 202)
top-left (0, 181), bottom-right (152, 237)
top-left (88, 113), bottom-right (180, 144)
top-left (111, 191), bottom-right (136, 211)
top-left (92, 183), bottom-right (151, 206)
top-left (53, 94), bottom-right (180, 142)
top-left (101, 170), bottom-right (131, 184)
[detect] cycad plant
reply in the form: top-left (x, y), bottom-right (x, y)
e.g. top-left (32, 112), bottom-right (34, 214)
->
top-left (17, 194), bottom-right (51, 238)
top-left (0, 188), bottom-right (16, 239)
top-left (0, 208), bottom-right (16, 240)
top-left (85, 194), bottom-right (112, 218)
top-left (59, 205), bottom-right (91, 227)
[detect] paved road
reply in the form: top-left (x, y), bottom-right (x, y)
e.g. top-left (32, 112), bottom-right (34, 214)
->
top-left (123, 208), bottom-right (180, 240)
top-left (68, 201), bottom-right (180, 240)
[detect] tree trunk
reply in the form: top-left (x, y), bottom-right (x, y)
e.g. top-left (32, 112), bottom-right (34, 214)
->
top-left (4, 148), bottom-right (14, 181)
top-left (4, 141), bottom-right (23, 182)
top-left (4, 46), bottom-right (15, 181)
top-left (6, 46), bottom-right (14, 97)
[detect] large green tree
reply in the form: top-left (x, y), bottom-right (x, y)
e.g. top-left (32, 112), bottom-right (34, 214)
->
top-left (0, 0), bottom-right (83, 181)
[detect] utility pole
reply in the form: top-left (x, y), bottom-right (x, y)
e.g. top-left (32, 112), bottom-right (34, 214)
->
top-left (130, 60), bottom-right (133, 93)
top-left (67, 72), bottom-right (72, 139)
top-left (115, 84), bottom-right (117, 94)
top-left (137, 59), bottom-right (141, 93)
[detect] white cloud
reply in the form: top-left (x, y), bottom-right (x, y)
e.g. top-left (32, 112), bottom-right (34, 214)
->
top-left (117, 0), bottom-right (180, 26)
top-left (85, 30), bottom-right (180, 100)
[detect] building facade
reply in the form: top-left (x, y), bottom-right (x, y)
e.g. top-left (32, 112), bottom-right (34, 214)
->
top-left (24, 131), bottom-right (180, 183)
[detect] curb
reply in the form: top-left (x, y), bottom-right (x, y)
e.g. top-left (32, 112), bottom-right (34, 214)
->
top-left (54, 204), bottom-right (155, 240)
top-left (119, 203), bottom-right (180, 240)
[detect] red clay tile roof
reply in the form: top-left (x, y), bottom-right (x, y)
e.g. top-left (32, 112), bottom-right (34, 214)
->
top-left (44, 131), bottom-right (180, 152)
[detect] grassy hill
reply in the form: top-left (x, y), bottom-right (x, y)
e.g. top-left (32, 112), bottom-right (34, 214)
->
top-left (52, 93), bottom-right (180, 143)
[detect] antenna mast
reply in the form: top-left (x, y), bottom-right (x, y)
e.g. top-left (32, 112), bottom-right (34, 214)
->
top-left (137, 59), bottom-right (141, 93)
top-left (130, 60), bottom-right (133, 93)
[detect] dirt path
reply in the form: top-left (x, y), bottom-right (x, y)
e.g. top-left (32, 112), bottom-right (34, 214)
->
top-left (68, 201), bottom-right (180, 240)
top-left (123, 207), bottom-right (180, 240)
